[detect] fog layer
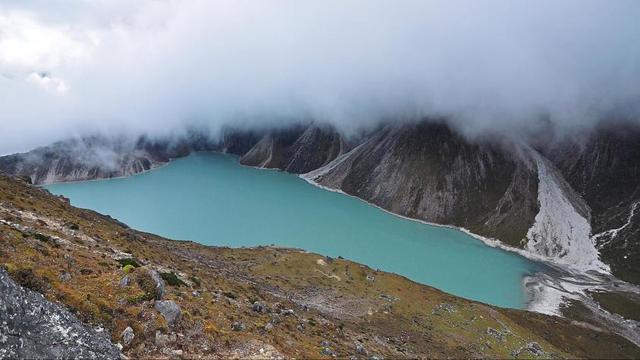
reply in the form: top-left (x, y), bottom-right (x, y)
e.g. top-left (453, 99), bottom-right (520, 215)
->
top-left (1, 0), bottom-right (639, 154)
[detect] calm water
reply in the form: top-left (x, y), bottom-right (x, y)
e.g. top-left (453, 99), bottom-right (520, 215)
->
top-left (47, 152), bottom-right (546, 308)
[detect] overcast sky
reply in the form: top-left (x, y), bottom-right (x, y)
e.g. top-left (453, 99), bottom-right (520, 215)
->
top-left (1, 0), bottom-right (639, 154)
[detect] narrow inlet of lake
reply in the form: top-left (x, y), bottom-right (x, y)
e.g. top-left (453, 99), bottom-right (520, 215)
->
top-left (46, 152), bottom-right (548, 309)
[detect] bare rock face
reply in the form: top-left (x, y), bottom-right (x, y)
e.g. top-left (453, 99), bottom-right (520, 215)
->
top-left (154, 300), bottom-right (182, 326)
top-left (240, 124), bottom-right (347, 174)
top-left (143, 269), bottom-right (166, 301)
top-left (121, 326), bottom-right (135, 346)
top-left (0, 268), bottom-right (120, 359)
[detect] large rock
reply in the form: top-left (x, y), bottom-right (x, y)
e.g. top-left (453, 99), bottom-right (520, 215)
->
top-left (155, 300), bottom-right (182, 326)
top-left (0, 268), bottom-right (120, 359)
top-left (137, 269), bottom-right (165, 301)
top-left (147, 270), bottom-right (165, 300)
top-left (121, 326), bottom-right (135, 346)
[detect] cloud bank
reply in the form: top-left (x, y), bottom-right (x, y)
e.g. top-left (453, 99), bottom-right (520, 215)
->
top-left (1, 0), bottom-right (639, 153)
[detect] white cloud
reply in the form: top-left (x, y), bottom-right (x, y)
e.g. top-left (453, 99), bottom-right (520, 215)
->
top-left (0, 11), bottom-right (93, 69)
top-left (26, 72), bottom-right (69, 93)
top-left (0, 0), bottom-right (639, 154)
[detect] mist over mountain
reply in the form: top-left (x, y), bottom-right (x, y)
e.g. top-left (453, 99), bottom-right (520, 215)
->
top-left (1, 0), bottom-right (640, 154)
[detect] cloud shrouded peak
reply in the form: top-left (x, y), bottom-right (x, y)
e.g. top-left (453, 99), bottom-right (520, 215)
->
top-left (1, 0), bottom-right (639, 154)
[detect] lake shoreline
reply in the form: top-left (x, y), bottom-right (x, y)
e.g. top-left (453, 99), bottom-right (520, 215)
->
top-left (43, 151), bottom-right (629, 317)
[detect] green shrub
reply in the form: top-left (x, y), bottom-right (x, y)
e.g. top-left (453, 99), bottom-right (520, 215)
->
top-left (117, 258), bottom-right (140, 268)
top-left (126, 293), bottom-right (149, 304)
top-left (11, 268), bottom-right (49, 292)
top-left (160, 272), bottom-right (186, 287)
top-left (32, 233), bottom-right (50, 242)
top-left (136, 273), bottom-right (158, 302)
top-left (222, 291), bottom-right (237, 299)
top-left (123, 264), bottom-right (135, 273)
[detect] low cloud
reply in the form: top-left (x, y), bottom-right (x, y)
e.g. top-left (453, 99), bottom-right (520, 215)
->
top-left (1, 0), bottom-right (639, 154)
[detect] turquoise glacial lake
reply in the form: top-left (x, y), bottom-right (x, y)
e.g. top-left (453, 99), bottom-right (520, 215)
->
top-left (46, 152), bottom-right (546, 309)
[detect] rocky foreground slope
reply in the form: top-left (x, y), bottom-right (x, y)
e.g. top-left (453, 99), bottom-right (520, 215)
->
top-left (0, 174), bottom-right (639, 358)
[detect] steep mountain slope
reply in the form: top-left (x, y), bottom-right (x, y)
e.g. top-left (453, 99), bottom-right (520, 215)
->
top-left (1, 174), bottom-right (638, 358)
top-left (542, 124), bottom-right (640, 283)
top-left (240, 124), bottom-right (347, 174)
top-left (239, 121), bottom-right (615, 276)
top-left (0, 136), bottom-right (166, 185)
top-left (0, 129), bottom-right (261, 185)
top-left (303, 121), bottom-right (541, 247)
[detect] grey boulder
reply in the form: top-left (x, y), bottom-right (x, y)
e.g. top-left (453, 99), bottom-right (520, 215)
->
top-left (0, 268), bottom-right (120, 359)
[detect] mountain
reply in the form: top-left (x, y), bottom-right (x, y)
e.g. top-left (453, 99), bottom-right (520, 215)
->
top-left (1, 173), bottom-right (638, 358)
top-left (240, 124), bottom-right (348, 174)
top-left (0, 128), bottom-right (260, 185)
top-left (0, 120), bottom-right (637, 283)
top-left (241, 121), bottom-right (611, 275)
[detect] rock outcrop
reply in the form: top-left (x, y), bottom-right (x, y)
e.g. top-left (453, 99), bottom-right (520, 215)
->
top-left (0, 268), bottom-right (120, 359)
top-left (154, 300), bottom-right (182, 326)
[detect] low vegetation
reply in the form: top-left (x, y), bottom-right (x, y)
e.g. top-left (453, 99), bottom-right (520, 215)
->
top-left (0, 174), bottom-right (638, 358)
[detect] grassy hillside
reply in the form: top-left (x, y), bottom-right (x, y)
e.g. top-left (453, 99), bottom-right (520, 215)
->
top-left (0, 174), bottom-right (638, 358)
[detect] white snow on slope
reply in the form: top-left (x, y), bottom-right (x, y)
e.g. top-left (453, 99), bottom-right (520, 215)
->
top-left (526, 155), bottom-right (610, 273)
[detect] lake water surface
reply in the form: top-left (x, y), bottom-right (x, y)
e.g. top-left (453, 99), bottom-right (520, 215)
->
top-left (47, 152), bottom-right (547, 309)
